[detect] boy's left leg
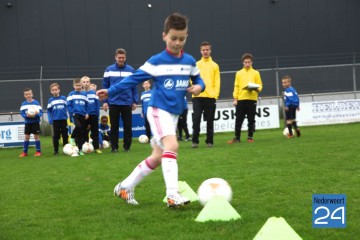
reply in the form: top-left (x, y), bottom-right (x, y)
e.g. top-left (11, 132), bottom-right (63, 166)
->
top-left (52, 121), bottom-right (61, 154)
top-left (247, 100), bottom-right (257, 142)
top-left (89, 115), bottom-right (101, 152)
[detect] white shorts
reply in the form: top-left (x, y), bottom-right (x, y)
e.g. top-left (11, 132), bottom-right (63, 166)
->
top-left (147, 107), bottom-right (179, 149)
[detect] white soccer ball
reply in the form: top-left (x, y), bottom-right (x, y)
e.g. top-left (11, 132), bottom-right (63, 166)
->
top-left (138, 134), bottom-right (149, 144)
top-left (72, 146), bottom-right (79, 154)
top-left (283, 127), bottom-right (291, 137)
top-left (102, 140), bottom-right (109, 148)
top-left (82, 142), bottom-right (94, 153)
top-left (197, 178), bottom-right (233, 206)
top-left (27, 106), bottom-right (38, 116)
top-left (63, 143), bottom-right (74, 156)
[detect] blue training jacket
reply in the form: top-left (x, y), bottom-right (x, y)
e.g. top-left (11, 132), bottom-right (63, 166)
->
top-left (20, 100), bottom-right (43, 124)
top-left (47, 95), bottom-right (68, 124)
top-left (67, 91), bottom-right (88, 116)
top-left (108, 50), bottom-right (205, 115)
top-left (84, 90), bottom-right (100, 116)
top-left (141, 89), bottom-right (152, 116)
top-left (283, 87), bottom-right (300, 107)
top-left (102, 62), bottom-right (138, 106)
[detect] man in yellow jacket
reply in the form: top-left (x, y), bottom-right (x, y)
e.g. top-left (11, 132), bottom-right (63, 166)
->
top-left (192, 41), bottom-right (220, 148)
top-left (228, 53), bottom-right (262, 143)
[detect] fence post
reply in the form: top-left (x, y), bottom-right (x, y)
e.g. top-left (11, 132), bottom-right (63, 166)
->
top-left (353, 52), bottom-right (357, 94)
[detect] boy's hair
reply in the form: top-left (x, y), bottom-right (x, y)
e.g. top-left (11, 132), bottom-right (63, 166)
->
top-left (73, 78), bottom-right (81, 84)
top-left (241, 53), bottom-right (253, 62)
top-left (282, 75), bottom-right (292, 82)
top-left (200, 41), bottom-right (211, 48)
top-left (143, 80), bottom-right (151, 84)
top-left (23, 88), bottom-right (32, 92)
top-left (164, 13), bottom-right (188, 34)
top-left (115, 48), bottom-right (126, 55)
top-left (100, 115), bottom-right (108, 122)
top-left (49, 83), bottom-right (60, 91)
top-left (81, 76), bottom-right (90, 82)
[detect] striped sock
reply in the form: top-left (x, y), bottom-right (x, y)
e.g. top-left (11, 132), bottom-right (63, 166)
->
top-left (121, 158), bottom-right (155, 189)
top-left (161, 151), bottom-right (178, 196)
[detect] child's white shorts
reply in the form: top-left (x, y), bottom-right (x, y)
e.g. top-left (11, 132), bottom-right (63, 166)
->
top-left (147, 106), bottom-right (179, 149)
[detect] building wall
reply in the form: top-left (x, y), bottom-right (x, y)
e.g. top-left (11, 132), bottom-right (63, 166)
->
top-left (1, 0), bottom-right (360, 79)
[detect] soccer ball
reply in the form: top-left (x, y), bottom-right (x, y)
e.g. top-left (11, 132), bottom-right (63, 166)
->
top-left (102, 140), bottom-right (109, 148)
top-left (283, 127), bottom-right (292, 137)
top-left (197, 178), bottom-right (233, 206)
top-left (63, 144), bottom-right (74, 156)
top-left (82, 142), bottom-right (94, 153)
top-left (138, 134), bottom-right (149, 144)
top-left (27, 106), bottom-right (38, 116)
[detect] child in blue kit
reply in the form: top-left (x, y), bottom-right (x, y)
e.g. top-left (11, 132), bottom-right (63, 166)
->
top-left (47, 83), bottom-right (68, 155)
top-left (282, 75), bottom-right (301, 138)
top-left (97, 13), bottom-right (205, 207)
top-left (67, 78), bottom-right (89, 156)
top-left (141, 80), bottom-right (152, 140)
top-left (19, 88), bottom-right (43, 157)
top-left (81, 76), bottom-right (102, 153)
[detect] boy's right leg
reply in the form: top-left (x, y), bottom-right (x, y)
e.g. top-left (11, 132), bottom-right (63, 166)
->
top-left (52, 121), bottom-right (60, 154)
top-left (60, 120), bottom-right (69, 146)
top-left (115, 145), bottom-right (162, 205)
top-left (191, 98), bottom-right (203, 146)
top-left (228, 101), bottom-right (244, 143)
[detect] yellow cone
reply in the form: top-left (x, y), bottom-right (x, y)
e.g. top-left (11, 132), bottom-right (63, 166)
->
top-left (253, 217), bottom-right (303, 240)
top-left (195, 196), bottom-right (241, 222)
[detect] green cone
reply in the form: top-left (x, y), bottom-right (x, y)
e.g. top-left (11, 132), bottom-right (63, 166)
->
top-left (163, 181), bottom-right (199, 203)
top-left (195, 196), bottom-right (241, 222)
top-left (253, 217), bottom-right (303, 240)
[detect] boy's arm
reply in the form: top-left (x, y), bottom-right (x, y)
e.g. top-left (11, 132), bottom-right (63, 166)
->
top-left (132, 86), bottom-right (139, 105)
top-left (107, 68), bottom-right (152, 99)
top-left (255, 71), bottom-right (263, 92)
top-left (232, 73), bottom-right (240, 106)
top-left (214, 64), bottom-right (221, 99)
top-left (66, 95), bottom-right (73, 116)
top-left (20, 104), bottom-right (27, 119)
top-left (47, 100), bottom-right (53, 124)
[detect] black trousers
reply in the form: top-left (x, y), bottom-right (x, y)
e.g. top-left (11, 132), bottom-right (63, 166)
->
top-left (86, 115), bottom-right (100, 149)
top-left (72, 114), bottom-right (87, 149)
top-left (144, 116), bottom-right (151, 140)
top-left (52, 120), bottom-right (68, 153)
top-left (177, 109), bottom-right (190, 139)
top-left (235, 100), bottom-right (257, 139)
top-left (109, 105), bottom-right (132, 150)
top-left (192, 97), bottom-right (216, 144)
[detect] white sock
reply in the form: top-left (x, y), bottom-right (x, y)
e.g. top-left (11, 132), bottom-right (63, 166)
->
top-left (121, 158), bottom-right (155, 189)
top-left (161, 151), bottom-right (178, 196)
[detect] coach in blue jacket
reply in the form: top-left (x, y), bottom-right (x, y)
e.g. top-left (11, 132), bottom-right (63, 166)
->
top-left (102, 48), bottom-right (138, 152)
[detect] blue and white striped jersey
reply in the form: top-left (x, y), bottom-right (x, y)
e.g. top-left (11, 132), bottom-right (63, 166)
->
top-left (84, 90), bottom-right (100, 116)
top-left (108, 50), bottom-right (205, 115)
top-left (47, 95), bottom-right (68, 123)
top-left (102, 63), bottom-right (138, 106)
top-left (20, 100), bottom-right (43, 124)
top-left (283, 87), bottom-right (299, 107)
top-left (141, 89), bottom-right (152, 116)
top-left (67, 91), bottom-right (88, 116)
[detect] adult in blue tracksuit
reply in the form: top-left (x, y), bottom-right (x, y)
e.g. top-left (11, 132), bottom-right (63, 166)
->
top-left (102, 48), bottom-right (138, 152)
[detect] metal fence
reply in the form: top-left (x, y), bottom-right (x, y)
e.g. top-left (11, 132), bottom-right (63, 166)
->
top-left (1, 53), bottom-right (360, 114)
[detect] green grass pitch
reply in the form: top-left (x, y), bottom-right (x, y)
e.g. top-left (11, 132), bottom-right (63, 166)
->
top-left (0, 123), bottom-right (359, 239)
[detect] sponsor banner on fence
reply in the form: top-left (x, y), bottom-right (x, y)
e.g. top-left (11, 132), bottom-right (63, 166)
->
top-left (297, 99), bottom-right (360, 126)
top-left (0, 122), bottom-right (35, 148)
top-left (187, 105), bottom-right (280, 134)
